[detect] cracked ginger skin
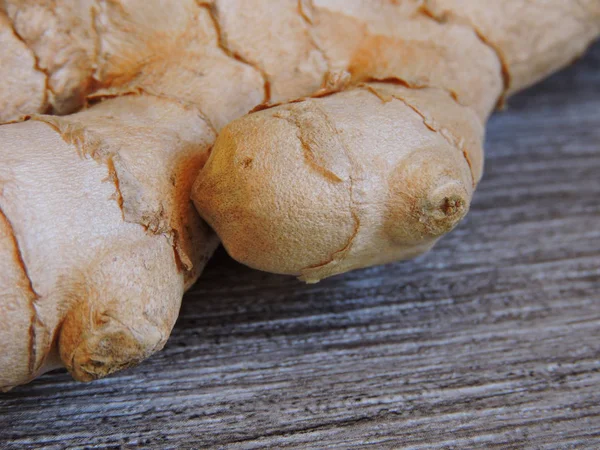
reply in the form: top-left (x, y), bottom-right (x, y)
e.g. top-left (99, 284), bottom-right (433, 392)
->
top-left (193, 83), bottom-right (481, 283)
top-left (0, 0), bottom-right (598, 390)
top-left (192, 0), bottom-right (600, 281)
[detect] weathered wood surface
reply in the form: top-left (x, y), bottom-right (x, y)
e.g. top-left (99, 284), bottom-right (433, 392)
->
top-left (1, 42), bottom-right (599, 450)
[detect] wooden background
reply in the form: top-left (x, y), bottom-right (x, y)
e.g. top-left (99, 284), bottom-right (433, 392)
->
top-left (1, 42), bottom-right (599, 450)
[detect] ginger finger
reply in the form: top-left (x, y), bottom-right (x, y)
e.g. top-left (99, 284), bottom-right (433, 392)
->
top-left (0, 95), bottom-right (218, 390)
top-left (193, 83), bottom-right (480, 282)
top-left (0, 0), bottom-right (247, 389)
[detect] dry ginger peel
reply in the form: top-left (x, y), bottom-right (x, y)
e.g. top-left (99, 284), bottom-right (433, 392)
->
top-left (0, 0), bottom-right (598, 390)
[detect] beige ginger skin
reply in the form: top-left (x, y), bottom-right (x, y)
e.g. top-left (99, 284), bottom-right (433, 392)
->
top-left (0, 0), bottom-right (598, 390)
top-left (0, 96), bottom-right (218, 389)
top-left (192, 0), bottom-right (600, 281)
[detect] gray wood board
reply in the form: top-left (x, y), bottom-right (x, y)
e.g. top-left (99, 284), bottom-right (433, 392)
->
top-left (1, 42), bottom-right (599, 450)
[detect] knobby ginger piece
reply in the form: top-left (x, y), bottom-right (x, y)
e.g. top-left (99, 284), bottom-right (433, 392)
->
top-left (193, 84), bottom-right (481, 282)
top-left (0, 95), bottom-right (218, 390)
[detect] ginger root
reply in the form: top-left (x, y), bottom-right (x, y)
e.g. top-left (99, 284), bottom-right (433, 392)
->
top-left (0, 95), bottom-right (218, 390)
top-left (191, 0), bottom-right (600, 281)
top-left (0, 0), bottom-right (598, 389)
top-left (193, 83), bottom-right (482, 282)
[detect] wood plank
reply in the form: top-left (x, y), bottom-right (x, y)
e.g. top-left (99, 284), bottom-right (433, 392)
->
top-left (1, 42), bottom-right (599, 450)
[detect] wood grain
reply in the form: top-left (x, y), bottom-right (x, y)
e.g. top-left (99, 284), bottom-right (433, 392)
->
top-left (1, 42), bottom-right (599, 450)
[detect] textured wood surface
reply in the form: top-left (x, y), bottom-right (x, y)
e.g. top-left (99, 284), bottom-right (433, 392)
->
top-left (1, 42), bottom-right (599, 450)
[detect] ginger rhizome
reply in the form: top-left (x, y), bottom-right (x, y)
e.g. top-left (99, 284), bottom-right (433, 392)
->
top-left (0, 0), bottom-right (598, 390)
top-left (192, 0), bottom-right (599, 281)
top-left (0, 95), bottom-right (218, 390)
